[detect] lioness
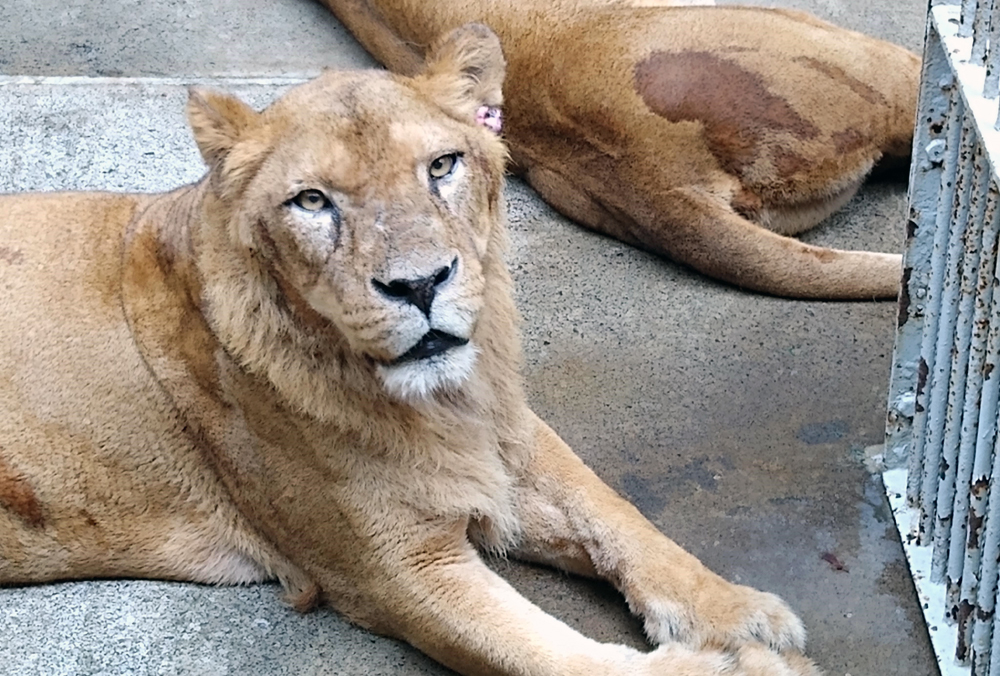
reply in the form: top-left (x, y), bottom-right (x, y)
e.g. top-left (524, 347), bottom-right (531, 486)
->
top-left (0, 24), bottom-right (818, 676)
top-left (317, 0), bottom-right (919, 299)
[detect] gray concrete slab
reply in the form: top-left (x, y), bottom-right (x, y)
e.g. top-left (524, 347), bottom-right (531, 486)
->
top-left (0, 1), bottom-right (939, 675)
top-left (0, 0), bottom-right (376, 78)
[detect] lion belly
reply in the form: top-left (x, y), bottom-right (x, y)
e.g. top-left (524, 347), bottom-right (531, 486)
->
top-left (0, 193), bottom-right (268, 585)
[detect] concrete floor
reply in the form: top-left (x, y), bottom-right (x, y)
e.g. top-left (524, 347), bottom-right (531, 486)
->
top-left (0, 0), bottom-right (938, 675)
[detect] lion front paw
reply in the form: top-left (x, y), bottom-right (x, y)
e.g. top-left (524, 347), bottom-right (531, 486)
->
top-left (641, 644), bottom-right (820, 676)
top-left (639, 582), bottom-right (806, 653)
top-left (728, 645), bottom-right (822, 676)
top-left (704, 584), bottom-right (806, 652)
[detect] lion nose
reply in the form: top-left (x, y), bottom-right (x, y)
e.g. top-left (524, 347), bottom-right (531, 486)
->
top-left (373, 258), bottom-right (457, 317)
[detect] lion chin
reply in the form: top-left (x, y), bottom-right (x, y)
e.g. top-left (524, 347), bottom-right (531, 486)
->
top-left (376, 341), bottom-right (480, 401)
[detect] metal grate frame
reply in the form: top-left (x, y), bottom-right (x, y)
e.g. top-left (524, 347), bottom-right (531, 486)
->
top-left (886, 2), bottom-right (1000, 675)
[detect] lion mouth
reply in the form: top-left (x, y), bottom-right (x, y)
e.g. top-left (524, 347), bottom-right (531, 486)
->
top-left (392, 330), bottom-right (469, 364)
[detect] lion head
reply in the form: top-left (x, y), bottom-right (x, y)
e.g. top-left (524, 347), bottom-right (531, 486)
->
top-left (185, 24), bottom-right (510, 404)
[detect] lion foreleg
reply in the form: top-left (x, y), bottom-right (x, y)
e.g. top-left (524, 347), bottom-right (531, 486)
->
top-left (350, 521), bottom-right (787, 676)
top-left (509, 412), bottom-right (808, 656)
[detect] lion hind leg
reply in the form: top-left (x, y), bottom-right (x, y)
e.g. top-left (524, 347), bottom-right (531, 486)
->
top-left (0, 504), bottom-right (270, 588)
top-left (151, 522), bottom-right (319, 610)
top-left (0, 459), bottom-right (311, 595)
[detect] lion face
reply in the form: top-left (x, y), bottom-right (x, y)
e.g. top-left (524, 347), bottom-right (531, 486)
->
top-left (187, 25), bottom-right (508, 401)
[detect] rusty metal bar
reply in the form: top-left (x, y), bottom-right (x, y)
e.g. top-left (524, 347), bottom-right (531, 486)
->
top-left (953, 185), bottom-right (1000, 658)
top-left (936, 144), bottom-right (992, 589)
top-left (929, 118), bottom-right (980, 580)
top-left (973, 0), bottom-right (992, 65)
top-left (907, 90), bottom-right (967, 521)
top-left (920, 114), bottom-right (977, 551)
top-left (963, 0), bottom-right (981, 38)
top-left (974, 422), bottom-right (1000, 674)
top-left (986, 2), bottom-right (1000, 97)
top-left (888, 11), bottom-right (960, 496)
top-left (886, 3), bottom-right (1000, 674)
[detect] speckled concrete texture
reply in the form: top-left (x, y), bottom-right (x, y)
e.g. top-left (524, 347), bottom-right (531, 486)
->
top-left (0, 1), bottom-right (938, 675)
top-left (0, 0), bottom-right (375, 77)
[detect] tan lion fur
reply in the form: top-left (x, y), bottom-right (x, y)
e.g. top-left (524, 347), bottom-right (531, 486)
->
top-left (0, 25), bottom-right (821, 676)
top-left (318, 0), bottom-right (919, 299)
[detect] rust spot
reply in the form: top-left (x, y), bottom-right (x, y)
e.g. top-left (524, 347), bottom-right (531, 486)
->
top-left (915, 358), bottom-right (928, 412)
top-left (792, 56), bottom-right (887, 106)
top-left (985, 361), bottom-right (995, 380)
top-left (832, 129), bottom-right (868, 154)
top-left (0, 245), bottom-right (24, 265)
top-left (956, 598), bottom-right (974, 660)
top-left (0, 455), bottom-right (44, 528)
top-left (898, 267), bottom-right (912, 328)
top-left (634, 51), bottom-right (819, 176)
top-left (968, 510), bottom-right (984, 549)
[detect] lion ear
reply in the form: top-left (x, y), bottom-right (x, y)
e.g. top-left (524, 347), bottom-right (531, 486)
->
top-left (186, 87), bottom-right (260, 169)
top-left (415, 23), bottom-right (506, 127)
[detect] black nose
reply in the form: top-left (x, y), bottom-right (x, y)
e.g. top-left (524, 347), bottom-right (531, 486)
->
top-left (373, 258), bottom-right (457, 317)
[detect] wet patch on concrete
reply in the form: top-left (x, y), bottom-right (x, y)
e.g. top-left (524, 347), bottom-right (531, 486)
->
top-left (797, 420), bottom-right (850, 445)
top-left (621, 456), bottom-right (732, 517)
top-left (877, 559), bottom-right (930, 638)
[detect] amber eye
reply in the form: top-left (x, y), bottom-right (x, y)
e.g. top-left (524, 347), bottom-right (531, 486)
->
top-left (291, 189), bottom-right (330, 212)
top-left (429, 153), bottom-right (458, 179)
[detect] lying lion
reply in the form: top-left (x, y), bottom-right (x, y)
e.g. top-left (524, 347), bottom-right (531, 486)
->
top-left (0, 24), bottom-right (820, 676)
top-left (318, 0), bottom-right (919, 299)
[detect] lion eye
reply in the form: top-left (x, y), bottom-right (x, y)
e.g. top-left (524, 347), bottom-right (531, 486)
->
top-left (291, 189), bottom-right (330, 212)
top-left (428, 153), bottom-right (459, 179)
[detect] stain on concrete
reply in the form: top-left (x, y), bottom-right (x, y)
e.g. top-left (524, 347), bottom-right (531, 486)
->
top-left (797, 420), bottom-right (849, 445)
top-left (621, 473), bottom-right (668, 516)
top-left (820, 551), bottom-right (849, 572)
top-left (621, 456), bottom-right (728, 517)
top-left (877, 559), bottom-right (929, 636)
top-left (768, 495), bottom-right (812, 507)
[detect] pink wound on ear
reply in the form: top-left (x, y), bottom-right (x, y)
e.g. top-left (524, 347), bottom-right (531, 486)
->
top-left (475, 105), bottom-right (503, 134)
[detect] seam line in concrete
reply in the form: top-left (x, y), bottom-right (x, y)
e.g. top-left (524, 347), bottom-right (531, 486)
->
top-left (0, 75), bottom-right (313, 87)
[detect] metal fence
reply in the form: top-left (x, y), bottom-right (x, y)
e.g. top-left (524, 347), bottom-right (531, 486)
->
top-left (885, 1), bottom-right (1000, 674)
